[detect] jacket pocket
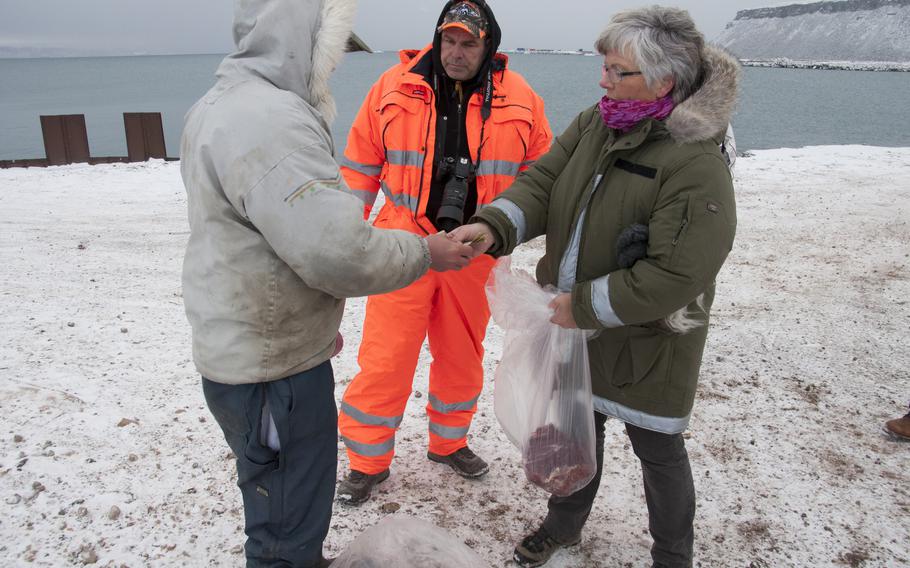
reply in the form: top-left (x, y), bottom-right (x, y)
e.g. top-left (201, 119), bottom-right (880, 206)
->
top-left (488, 105), bottom-right (534, 158)
top-left (378, 89), bottom-right (426, 116)
top-left (601, 159), bottom-right (661, 225)
top-left (244, 385), bottom-right (279, 467)
top-left (598, 326), bottom-right (672, 391)
top-left (669, 193), bottom-right (694, 266)
top-left (378, 90), bottom-right (428, 152)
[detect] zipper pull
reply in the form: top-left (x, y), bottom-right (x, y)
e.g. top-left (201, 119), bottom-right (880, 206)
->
top-left (672, 218), bottom-right (689, 246)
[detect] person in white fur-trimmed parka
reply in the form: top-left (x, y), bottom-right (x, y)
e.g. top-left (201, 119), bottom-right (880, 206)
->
top-left (179, 0), bottom-right (475, 566)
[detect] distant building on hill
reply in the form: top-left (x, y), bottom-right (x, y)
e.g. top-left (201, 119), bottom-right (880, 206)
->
top-left (715, 0), bottom-right (910, 62)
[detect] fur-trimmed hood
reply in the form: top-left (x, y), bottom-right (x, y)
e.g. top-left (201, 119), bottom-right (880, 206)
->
top-left (665, 45), bottom-right (741, 145)
top-left (213, 0), bottom-right (357, 123)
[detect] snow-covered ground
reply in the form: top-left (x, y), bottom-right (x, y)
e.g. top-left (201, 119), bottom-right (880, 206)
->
top-left (1, 146), bottom-right (908, 567)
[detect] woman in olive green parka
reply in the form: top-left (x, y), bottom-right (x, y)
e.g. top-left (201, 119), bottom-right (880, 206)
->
top-left (453, 6), bottom-right (740, 568)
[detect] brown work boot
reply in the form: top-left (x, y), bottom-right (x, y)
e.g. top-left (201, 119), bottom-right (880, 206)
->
top-left (336, 469), bottom-right (390, 505)
top-left (884, 412), bottom-right (910, 441)
top-left (427, 446), bottom-right (489, 478)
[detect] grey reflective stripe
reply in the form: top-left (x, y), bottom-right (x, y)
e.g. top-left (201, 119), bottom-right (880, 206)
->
top-left (557, 209), bottom-right (584, 292)
top-left (428, 393), bottom-right (479, 414)
top-left (428, 421), bottom-right (470, 440)
top-left (386, 150), bottom-right (424, 169)
top-left (722, 123), bottom-right (737, 173)
top-left (476, 159), bottom-right (521, 177)
top-left (340, 401), bottom-right (403, 429)
top-left (341, 435), bottom-right (395, 457)
top-left (557, 174), bottom-right (603, 292)
top-left (380, 181), bottom-right (419, 212)
top-left (591, 274), bottom-right (623, 327)
top-left (592, 396), bottom-right (690, 434)
top-left (490, 198), bottom-right (527, 246)
top-left (341, 157), bottom-right (382, 177)
top-left (341, 187), bottom-right (379, 206)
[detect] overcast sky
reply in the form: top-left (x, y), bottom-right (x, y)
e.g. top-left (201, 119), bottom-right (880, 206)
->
top-left (1, 0), bottom-right (816, 56)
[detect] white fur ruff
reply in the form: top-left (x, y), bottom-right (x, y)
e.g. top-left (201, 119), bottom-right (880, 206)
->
top-left (666, 45), bottom-right (741, 145)
top-left (311, 0), bottom-right (358, 123)
top-left (662, 293), bottom-right (706, 334)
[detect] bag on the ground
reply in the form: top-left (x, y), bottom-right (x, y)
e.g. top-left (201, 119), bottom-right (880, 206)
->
top-left (486, 257), bottom-right (597, 497)
top-left (333, 515), bottom-right (489, 568)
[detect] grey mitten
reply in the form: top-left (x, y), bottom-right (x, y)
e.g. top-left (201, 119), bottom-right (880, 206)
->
top-left (616, 224), bottom-right (649, 268)
top-left (615, 223), bottom-right (702, 334)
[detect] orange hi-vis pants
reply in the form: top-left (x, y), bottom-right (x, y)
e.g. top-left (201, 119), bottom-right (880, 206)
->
top-left (339, 254), bottom-right (494, 475)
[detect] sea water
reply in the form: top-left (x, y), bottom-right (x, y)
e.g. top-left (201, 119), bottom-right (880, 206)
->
top-left (1, 52), bottom-right (908, 161)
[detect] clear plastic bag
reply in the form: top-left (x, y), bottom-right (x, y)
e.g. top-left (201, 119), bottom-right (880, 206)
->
top-left (486, 258), bottom-right (597, 497)
top-left (332, 515), bottom-right (490, 568)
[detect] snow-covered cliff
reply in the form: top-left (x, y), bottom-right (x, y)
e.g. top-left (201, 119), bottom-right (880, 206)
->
top-left (715, 0), bottom-right (910, 62)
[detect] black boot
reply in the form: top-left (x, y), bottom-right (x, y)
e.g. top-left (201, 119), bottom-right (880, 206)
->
top-left (427, 446), bottom-right (489, 478)
top-left (336, 469), bottom-right (390, 505)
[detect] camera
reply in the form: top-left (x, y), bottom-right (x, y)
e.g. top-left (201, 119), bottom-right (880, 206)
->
top-left (435, 156), bottom-right (474, 232)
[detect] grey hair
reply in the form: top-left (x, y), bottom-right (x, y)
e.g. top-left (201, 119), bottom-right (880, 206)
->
top-left (595, 6), bottom-right (705, 103)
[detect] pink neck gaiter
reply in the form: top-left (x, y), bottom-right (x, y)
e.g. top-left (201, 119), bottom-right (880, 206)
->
top-left (599, 94), bottom-right (675, 133)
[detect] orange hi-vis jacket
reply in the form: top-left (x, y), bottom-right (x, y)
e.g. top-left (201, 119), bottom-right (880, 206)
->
top-left (338, 47), bottom-right (552, 475)
top-left (340, 45), bottom-right (552, 232)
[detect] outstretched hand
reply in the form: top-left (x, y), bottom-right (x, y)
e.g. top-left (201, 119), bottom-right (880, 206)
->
top-left (449, 223), bottom-right (495, 258)
top-left (425, 231), bottom-right (474, 272)
top-left (548, 293), bottom-right (578, 329)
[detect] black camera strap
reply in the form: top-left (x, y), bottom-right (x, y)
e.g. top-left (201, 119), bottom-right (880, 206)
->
top-left (433, 69), bottom-right (492, 178)
top-left (428, 67), bottom-right (494, 231)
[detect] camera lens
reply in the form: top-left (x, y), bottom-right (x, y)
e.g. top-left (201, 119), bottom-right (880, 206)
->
top-left (437, 178), bottom-right (469, 230)
top-left (435, 157), bottom-right (473, 231)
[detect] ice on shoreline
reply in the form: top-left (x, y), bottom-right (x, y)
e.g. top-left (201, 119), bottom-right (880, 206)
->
top-left (739, 57), bottom-right (910, 72)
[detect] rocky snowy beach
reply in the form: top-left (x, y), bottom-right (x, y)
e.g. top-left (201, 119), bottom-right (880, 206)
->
top-left (738, 58), bottom-right (910, 72)
top-left (1, 146), bottom-right (908, 567)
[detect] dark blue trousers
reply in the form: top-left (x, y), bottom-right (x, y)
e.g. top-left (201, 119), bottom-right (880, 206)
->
top-left (203, 361), bottom-right (337, 568)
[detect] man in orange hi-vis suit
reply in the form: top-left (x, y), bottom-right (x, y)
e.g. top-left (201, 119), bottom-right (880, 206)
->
top-left (337, 0), bottom-right (552, 504)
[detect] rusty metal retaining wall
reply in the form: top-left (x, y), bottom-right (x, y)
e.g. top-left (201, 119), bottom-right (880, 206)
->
top-left (0, 112), bottom-right (177, 169)
top-left (41, 114), bottom-right (91, 166)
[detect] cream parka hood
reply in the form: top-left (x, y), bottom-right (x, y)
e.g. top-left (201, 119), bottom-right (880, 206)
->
top-left (180, 0), bottom-right (430, 384)
top-left (214, 0), bottom-right (352, 122)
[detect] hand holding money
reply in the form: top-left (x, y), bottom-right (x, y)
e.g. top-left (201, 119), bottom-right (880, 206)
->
top-left (449, 223), bottom-right (495, 257)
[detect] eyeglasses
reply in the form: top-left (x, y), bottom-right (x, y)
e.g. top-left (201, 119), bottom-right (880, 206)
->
top-left (602, 64), bottom-right (643, 83)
